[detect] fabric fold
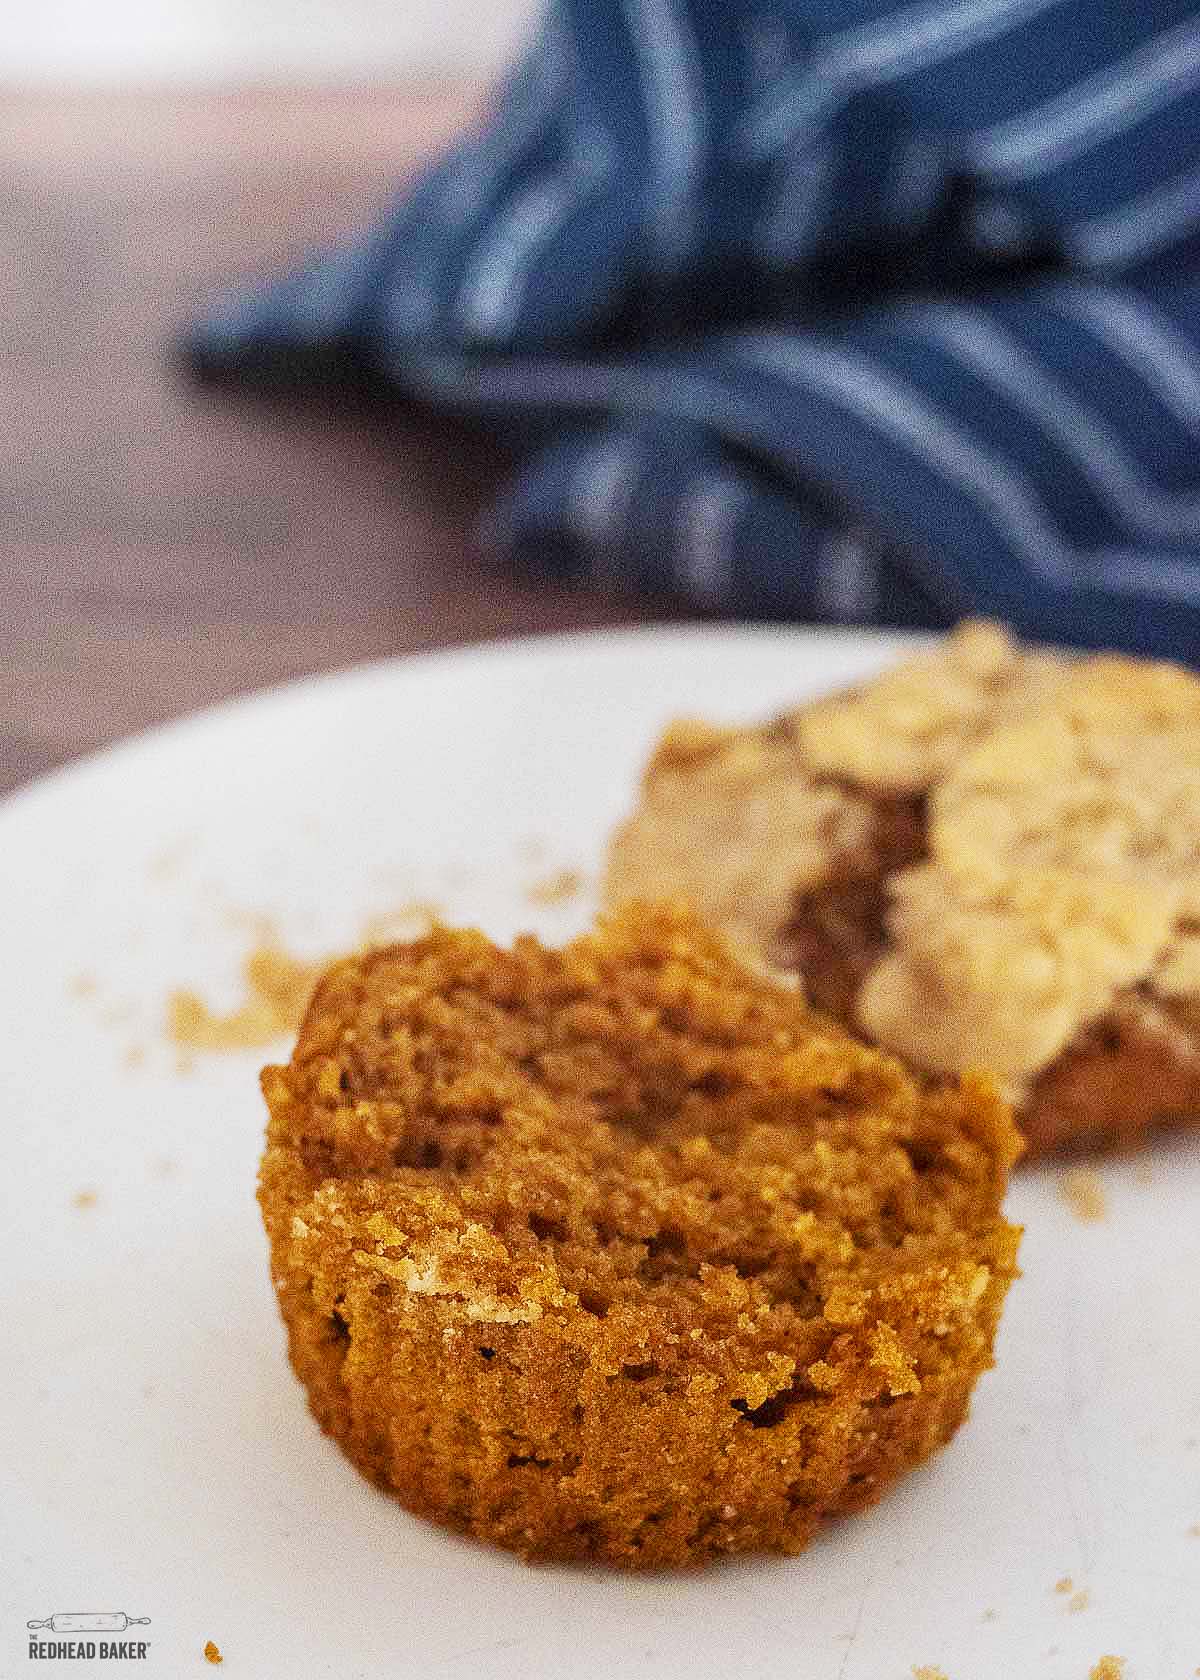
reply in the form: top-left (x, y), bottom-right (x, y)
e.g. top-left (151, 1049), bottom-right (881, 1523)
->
top-left (183, 0), bottom-right (1200, 657)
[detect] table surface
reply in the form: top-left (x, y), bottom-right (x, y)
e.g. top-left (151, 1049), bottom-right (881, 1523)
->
top-left (1, 82), bottom-right (686, 799)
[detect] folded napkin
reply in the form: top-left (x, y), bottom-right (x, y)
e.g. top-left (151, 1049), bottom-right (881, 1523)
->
top-left (185, 0), bottom-right (1200, 659)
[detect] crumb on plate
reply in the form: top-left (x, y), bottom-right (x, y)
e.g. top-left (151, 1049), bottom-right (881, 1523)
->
top-left (358, 902), bottom-right (440, 947)
top-left (203, 1640), bottom-right (222, 1664)
top-left (526, 868), bottom-right (584, 907)
top-left (146, 839), bottom-right (191, 881)
top-left (168, 908), bottom-right (442, 1057)
top-left (72, 1189), bottom-right (98, 1210)
top-left (169, 944), bottom-right (325, 1053)
top-left (1059, 1169), bottom-right (1108, 1224)
top-left (1089, 1658), bottom-right (1124, 1680)
top-left (1068, 1588), bottom-right (1091, 1613)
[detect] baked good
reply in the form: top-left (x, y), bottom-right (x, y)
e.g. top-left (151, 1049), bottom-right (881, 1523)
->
top-left (605, 622), bottom-right (1200, 1156)
top-left (259, 904), bottom-right (1019, 1566)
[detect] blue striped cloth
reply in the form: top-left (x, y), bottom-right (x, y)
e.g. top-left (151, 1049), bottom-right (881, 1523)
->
top-left (186, 0), bottom-right (1200, 659)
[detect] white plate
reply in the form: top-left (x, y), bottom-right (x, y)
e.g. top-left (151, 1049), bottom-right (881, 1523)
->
top-left (3, 625), bottom-right (1197, 1680)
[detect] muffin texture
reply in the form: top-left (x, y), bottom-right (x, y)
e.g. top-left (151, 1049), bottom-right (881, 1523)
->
top-left (260, 904), bottom-right (1019, 1567)
top-left (606, 622), bottom-right (1200, 1156)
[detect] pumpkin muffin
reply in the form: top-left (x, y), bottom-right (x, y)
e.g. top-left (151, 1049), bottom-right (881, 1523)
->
top-left (605, 623), bottom-right (1200, 1156)
top-left (259, 904), bottom-right (1020, 1567)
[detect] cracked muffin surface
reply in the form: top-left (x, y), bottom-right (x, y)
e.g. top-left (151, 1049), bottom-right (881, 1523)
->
top-left (259, 904), bottom-right (1019, 1567)
top-left (606, 622), bottom-right (1200, 1156)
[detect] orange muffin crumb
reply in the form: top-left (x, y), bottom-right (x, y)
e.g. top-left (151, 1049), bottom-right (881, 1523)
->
top-left (1089, 1658), bottom-right (1124, 1680)
top-left (202, 1640), bottom-right (222, 1664)
top-left (259, 904), bottom-right (1021, 1567)
top-left (526, 868), bottom-right (585, 907)
top-left (1059, 1170), bottom-right (1108, 1224)
top-left (169, 908), bottom-right (440, 1056)
top-left (170, 944), bottom-right (325, 1052)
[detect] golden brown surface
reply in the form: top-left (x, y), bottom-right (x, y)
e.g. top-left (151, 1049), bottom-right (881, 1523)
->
top-left (168, 906), bottom-right (440, 1056)
top-left (169, 945), bottom-right (326, 1052)
top-left (1058, 1169), bottom-right (1108, 1225)
top-left (607, 622), bottom-right (1200, 1157)
top-left (259, 904), bottom-right (1020, 1567)
top-left (1089, 1659), bottom-right (1125, 1680)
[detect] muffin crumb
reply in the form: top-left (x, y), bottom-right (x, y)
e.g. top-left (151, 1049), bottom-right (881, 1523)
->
top-left (169, 943), bottom-right (324, 1052)
top-left (1059, 1170), bottom-right (1107, 1224)
top-left (147, 839), bottom-right (191, 881)
top-left (72, 1189), bottom-right (98, 1210)
top-left (203, 1641), bottom-right (222, 1665)
top-left (526, 868), bottom-right (584, 907)
top-left (1089, 1658), bottom-right (1124, 1680)
top-left (169, 908), bottom-right (442, 1056)
top-left (358, 902), bottom-right (441, 946)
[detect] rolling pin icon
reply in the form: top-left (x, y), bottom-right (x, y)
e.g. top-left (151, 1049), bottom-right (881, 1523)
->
top-left (28, 1613), bottom-right (151, 1632)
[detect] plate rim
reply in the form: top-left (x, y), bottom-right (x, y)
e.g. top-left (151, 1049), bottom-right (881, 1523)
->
top-left (5, 619), bottom-right (930, 824)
